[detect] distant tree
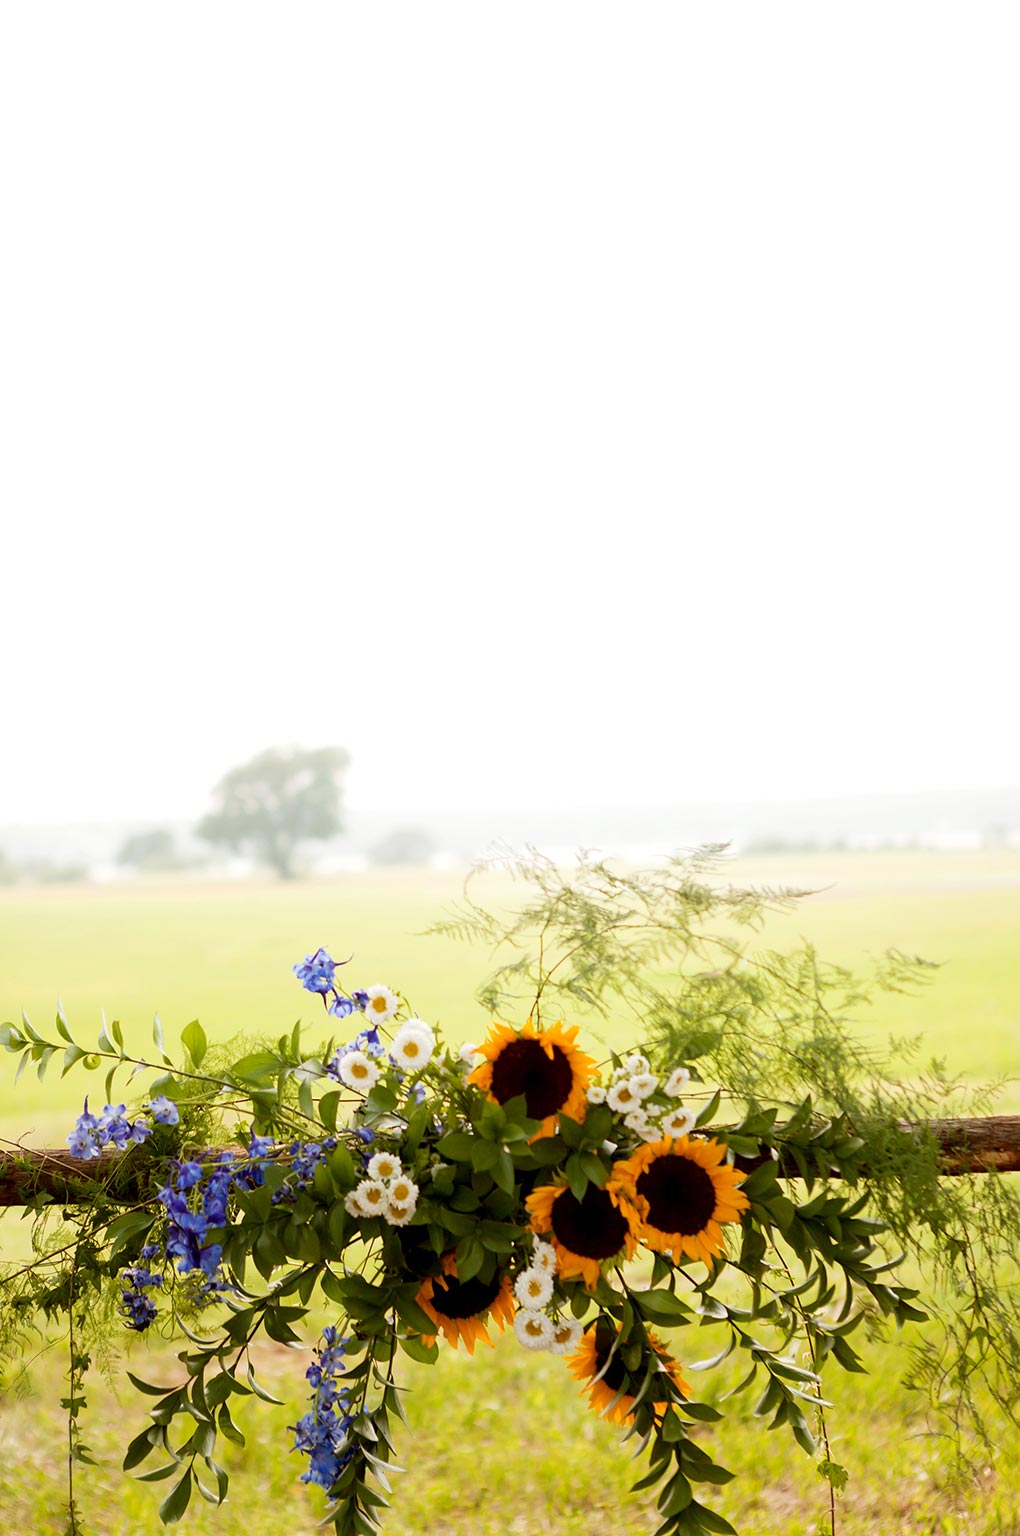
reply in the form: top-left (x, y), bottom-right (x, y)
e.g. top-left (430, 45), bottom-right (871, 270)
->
top-left (369, 826), bottom-right (436, 867)
top-left (197, 746), bottom-right (349, 879)
top-left (117, 827), bottom-right (178, 870)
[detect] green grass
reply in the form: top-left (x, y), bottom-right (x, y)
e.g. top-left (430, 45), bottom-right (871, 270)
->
top-left (2, 850), bottom-right (1020, 1535)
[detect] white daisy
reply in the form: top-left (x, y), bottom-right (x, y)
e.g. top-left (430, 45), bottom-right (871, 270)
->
top-left (625, 1053), bottom-right (650, 1075)
top-left (660, 1107), bottom-right (698, 1138)
top-left (367, 1151), bottom-right (402, 1183)
top-left (663, 1067), bottom-right (691, 1097)
top-left (344, 1190), bottom-right (364, 1217)
top-left (548, 1316), bottom-right (584, 1355)
top-left (337, 1051), bottom-right (382, 1092)
top-left (514, 1267), bottom-right (554, 1309)
top-left (385, 1197), bottom-right (417, 1227)
top-left (532, 1240), bottom-right (557, 1274)
top-left (387, 1175), bottom-right (419, 1207)
top-left (390, 1020), bottom-right (435, 1071)
top-left (624, 1109), bottom-right (660, 1142)
top-left (514, 1310), bottom-right (554, 1351)
top-left (362, 985), bottom-right (399, 1025)
top-left (628, 1072), bottom-right (659, 1100)
top-left (611, 1065), bottom-right (631, 1085)
top-left (457, 1040), bottom-right (483, 1068)
top-left (607, 1080), bottom-right (638, 1113)
top-left (352, 1178), bottom-right (389, 1217)
top-left (586, 1084), bottom-right (607, 1105)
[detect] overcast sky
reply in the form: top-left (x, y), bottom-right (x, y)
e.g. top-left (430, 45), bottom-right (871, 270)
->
top-left (2, 4), bottom-right (1017, 827)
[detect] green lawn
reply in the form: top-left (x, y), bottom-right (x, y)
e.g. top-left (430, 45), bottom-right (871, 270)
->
top-left (2, 850), bottom-right (1019, 1535)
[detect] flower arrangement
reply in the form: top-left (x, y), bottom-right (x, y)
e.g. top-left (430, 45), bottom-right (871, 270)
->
top-left (3, 850), bottom-right (1020, 1536)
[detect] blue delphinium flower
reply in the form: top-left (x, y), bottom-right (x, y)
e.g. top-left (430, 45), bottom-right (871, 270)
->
top-left (329, 995), bottom-right (355, 1019)
top-left (67, 1099), bottom-right (150, 1159)
top-left (120, 1265), bottom-right (162, 1331)
top-left (293, 948), bottom-right (338, 995)
top-left (291, 1328), bottom-right (354, 1491)
top-left (148, 1095), bottom-right (180, 1126)
top-left (351, 990), bottom-right (369, 1012)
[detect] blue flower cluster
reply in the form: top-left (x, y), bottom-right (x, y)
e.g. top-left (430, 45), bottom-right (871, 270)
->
top-left (120, 1253), bottom-right (163, 1331)
top-left (292, 947), bottom-right (369, 1020)
top-left (270, 1135), bottom-right (338, 1206)
top-left (157, 1155), bottom-right (235, 1286)
top-left (67, 1100), bottom-right (153, 1159)
top-left (292, 1326), bottom-right (354, 1491)
top-left (66, 1095), bottom-right (180, 1160)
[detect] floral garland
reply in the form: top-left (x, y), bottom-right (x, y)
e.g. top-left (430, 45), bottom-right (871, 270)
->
top-left (0, 930), bottom-right (932, 1536)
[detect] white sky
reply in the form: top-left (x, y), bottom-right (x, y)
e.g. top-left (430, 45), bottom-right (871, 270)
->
top-left (2, 4), bottom-right (1018, 825)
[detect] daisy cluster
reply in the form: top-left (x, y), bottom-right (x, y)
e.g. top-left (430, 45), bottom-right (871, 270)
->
top-left (291, 1327), bottom-right (355, 1490)
top-left (66, 1094), bottom-right (179, 1158)
top-left (344, 1150), bottom-right (419, 1227)
top-left (511, 1239), bottom-right (583, 1355)
top-left (586, 1055), bottom-right (697, 1144)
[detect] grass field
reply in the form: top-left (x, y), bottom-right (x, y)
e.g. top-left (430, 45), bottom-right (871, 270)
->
top-left (1, 849), bottom-right (1019, 1535)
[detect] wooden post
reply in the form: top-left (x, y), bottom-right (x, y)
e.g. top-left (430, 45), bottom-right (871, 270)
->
top-left (2, 1115), bottom-right (1020, 1205)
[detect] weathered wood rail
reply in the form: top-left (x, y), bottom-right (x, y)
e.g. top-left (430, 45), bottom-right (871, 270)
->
top-left (2, 1115), bottom-right (1020, 1205)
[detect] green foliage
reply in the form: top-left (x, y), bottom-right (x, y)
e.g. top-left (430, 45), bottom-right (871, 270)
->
top-left (196, 745), bottom-right (349, 878)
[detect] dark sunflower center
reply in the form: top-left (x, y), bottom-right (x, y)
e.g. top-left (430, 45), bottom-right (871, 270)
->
top-left (637, 1154), bottom-right (717, 1235)
top-left (592, 1318), bottom-right (628, 1393)
top-left (550, 1183), bottom-right (630, 1260)
top-left (489, 1038), bottom-right (574, 1119)
top-left (429, 1272), bottom-right (501, 1321)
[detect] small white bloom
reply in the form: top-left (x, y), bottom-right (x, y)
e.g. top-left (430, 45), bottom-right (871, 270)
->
top-left (385, 1198), bottom-right (417, 1227)
top-left (514, 1310), bottom-right (555, 1351)
top-left (607, 1081), bottom-right (638, 1113)
top-left (367, 1151), bottom-right (402, 1183)
top-left (344, 1190), bottom-right (364, 1217)
top-left (390, 1020), bottom-right (435, 1071)
top-left (338, 1050), bottom-right (382, 1092)
top-left (363, 985), bottom-right (399, 1025)
top-left (532, 1240), bottom-right (557, 1274)
top-left (664, 1067), bottom-right (691, 1097)
top-left (628, 1072), bottom-right (659, 1100)
top-left (548, 1316), bottom-right (583, 1355)
top-left (514, 1267), bottom-right (554, 1309)
top-left (387, 1175), bottom-right (419, 1207)
top-left (586, 1084), bottom-right (607, 1105)
top-left (457, 1040), bottom-right (483, 1067)
top-left (352, 1178), bottom-right (389, 1216)
top-left (611, 1065), bottom-right (631, 1084)
top-left (625, 1109), bottom-right (661, 1143)
top-left (660, 1107), bottom-right (698, 1138)
top-left (625, 1053), bottom-right (650, 1075)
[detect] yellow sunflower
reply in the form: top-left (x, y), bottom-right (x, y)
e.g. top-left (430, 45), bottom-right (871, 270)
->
top-left (415, 1253), bottom-right (516, 1355)
top-left (526, 1179), bottom-right (639, 1289)
top-left (612, 1134), bottom-right (749, 1265)
top-left (567, 1317), bottom-right (690, 1424)
top-left (467, 1019), bottom-right (595, 1138)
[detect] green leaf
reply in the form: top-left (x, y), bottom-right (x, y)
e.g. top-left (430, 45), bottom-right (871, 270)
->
top-left (633, 1288), bottom-right (693, 1326)
top-left (159, 1468), bottom-right (193, 1524)
top-left (181, 1020), bottom-right (207, 1068)
top-left (436, 1131), bottom-right (476, 1161)
top-left (152, 1014), bottom-right (167, 1058)
top-left (318, 1090), bottom-right (341, 1134)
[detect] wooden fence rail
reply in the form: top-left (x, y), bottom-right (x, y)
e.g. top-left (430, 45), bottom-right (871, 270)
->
top-left (2, 1115), bottom-right (1020, 1206)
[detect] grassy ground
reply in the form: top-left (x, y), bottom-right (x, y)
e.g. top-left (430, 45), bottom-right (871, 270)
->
top-left (1, 849), bottom-right (1019, 1535)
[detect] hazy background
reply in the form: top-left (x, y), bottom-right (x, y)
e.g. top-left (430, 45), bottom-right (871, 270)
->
top-left (1, 3), bottom-right (1018, 874)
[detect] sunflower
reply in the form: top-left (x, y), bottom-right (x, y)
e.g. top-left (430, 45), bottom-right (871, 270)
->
top-left (526, 1179), bottom-right (639, 1288)
top-left (612, 1134), bottom-right (748, 1265)
top-left (415, 1253), bottom-right (516, 1355)
top-left (467, 1019), bottom-right (595, 1137)
top-left (567, 1316), bottom-right (690, 1424)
